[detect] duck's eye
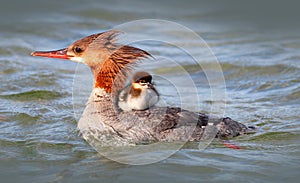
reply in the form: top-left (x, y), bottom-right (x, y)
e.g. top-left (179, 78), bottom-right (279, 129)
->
top-left (74, 47), bottom-right (83, 53)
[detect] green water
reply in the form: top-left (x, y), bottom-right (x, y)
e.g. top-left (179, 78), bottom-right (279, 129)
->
top-left (0, 0), bottom-right (299, 182)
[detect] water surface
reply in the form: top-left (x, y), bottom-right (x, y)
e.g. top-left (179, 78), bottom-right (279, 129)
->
top-left (0, 0), bottom-right (299, 182)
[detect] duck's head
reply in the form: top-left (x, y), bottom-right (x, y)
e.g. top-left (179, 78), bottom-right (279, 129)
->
top-left (31, 30), bottom-right (151, 93)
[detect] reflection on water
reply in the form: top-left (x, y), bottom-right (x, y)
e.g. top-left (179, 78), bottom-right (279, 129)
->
top-left (0, 0), bottom-right (299, 182)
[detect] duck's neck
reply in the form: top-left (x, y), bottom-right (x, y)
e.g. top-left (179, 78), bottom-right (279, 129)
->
top-left (90, 87), bottom-right (111, 101)
top-left (91, 61), bottom-right (130, 95)
top-left (87, 87), bottom-right (119, 125)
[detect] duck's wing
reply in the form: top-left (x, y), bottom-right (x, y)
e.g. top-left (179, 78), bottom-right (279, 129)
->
top-left (127, 106), bottom-right (251, 141)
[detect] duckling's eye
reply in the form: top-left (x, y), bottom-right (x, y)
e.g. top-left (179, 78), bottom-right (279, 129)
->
top-left (74, 47), bottom-right (83, 53)
top-left (139, 81), bottom-right (147, 86)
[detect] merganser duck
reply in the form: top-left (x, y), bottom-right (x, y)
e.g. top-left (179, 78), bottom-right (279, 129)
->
top-left (118, 71), bottom-right (159, 111)
top-left (31, 30), bottom-right (252, 146)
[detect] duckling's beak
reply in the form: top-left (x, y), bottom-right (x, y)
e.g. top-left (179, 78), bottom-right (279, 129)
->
top-left (147, 82), bottom-right (155, 88)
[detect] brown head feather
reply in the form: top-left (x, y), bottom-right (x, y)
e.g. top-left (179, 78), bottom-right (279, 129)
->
top-left (90, 32), bottom-right (151, 94)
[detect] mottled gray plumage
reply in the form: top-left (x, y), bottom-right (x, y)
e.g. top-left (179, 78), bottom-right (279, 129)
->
top-left (78, 88), bottom-right (250, 147)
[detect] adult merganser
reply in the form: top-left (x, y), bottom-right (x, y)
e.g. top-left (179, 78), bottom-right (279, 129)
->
top-left (118, 71), bottom-right (159, 111)
top-left (31, 30), bottom-right (252, 146)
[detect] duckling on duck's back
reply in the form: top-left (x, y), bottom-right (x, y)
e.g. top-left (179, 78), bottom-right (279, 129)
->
top-left (118, 71), bottom-right (159, 111)
top-left (31, 30), bottom-right (252, 146)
